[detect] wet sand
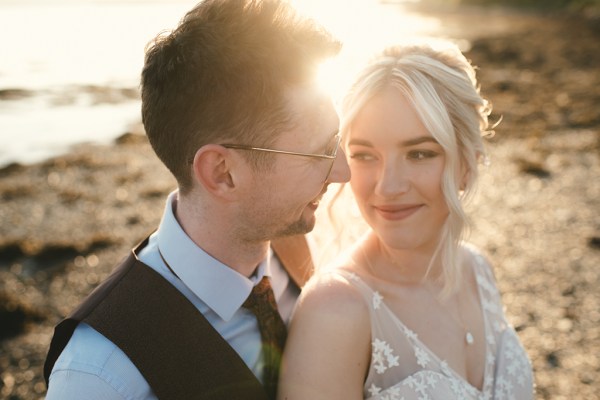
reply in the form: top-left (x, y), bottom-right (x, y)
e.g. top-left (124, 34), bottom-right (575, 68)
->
top-left (0, 5), bottom-right (599, 399)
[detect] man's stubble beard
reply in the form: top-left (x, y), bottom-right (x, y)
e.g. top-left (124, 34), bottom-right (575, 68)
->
top-left (273, 213), bottom-right (315, 238)
top-left (236, 206), bottom-right (315, 243)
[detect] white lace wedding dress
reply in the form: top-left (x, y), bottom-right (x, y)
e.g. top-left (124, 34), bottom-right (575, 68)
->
top-left (331, 246), bottom-right (534, 400)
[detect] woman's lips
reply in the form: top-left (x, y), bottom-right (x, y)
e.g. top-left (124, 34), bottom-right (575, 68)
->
top-left (374, 204), bottom-right (423, 221)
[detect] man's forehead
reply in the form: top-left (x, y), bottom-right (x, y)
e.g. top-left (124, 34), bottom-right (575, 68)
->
top-left (283, 84), bottom-right (333, 112)
top-left (285, 86), bottom-right (337, 129)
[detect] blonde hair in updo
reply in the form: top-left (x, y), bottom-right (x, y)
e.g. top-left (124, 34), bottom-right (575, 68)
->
top-left (336, 43), bottom-right (492, 297)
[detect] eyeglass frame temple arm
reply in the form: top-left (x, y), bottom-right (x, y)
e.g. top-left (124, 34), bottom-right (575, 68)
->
top-left (222, 134), bottom-right (341, 160)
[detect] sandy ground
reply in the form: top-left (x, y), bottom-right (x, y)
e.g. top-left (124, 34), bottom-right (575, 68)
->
top-left (0, 5), bottom-right (599, 399)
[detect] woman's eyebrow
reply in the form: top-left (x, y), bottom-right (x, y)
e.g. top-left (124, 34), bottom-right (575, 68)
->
top-left (348, 136), bottom-right (438, 147)
top-left (347, 138), bottom-right (373, 147)
top-left (400, 136), bottom-right (439, 147)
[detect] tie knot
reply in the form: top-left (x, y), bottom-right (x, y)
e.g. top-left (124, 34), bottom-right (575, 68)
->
top-left (243, 276), bottom-right (274, 312)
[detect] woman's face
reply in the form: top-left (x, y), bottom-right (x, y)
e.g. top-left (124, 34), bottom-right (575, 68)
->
top-left (347, 87), bottom-right (449, 253)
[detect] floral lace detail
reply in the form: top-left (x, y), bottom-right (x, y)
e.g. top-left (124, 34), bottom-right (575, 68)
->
top-left (438, 361), bottom-right (478, 398)
top-left (372, 338), bottom-right (400, 374)
top-left (494, 376), bottom-right (514, 400)
top-left (486, 351), bottom-right (496, 375)
top-left (492, 320), bottom-right (503, 334)
top-left (402, 373), bottom-right (439, 399)
top-left (482, 298), bottom-right (500, 314)
top-left (501, 334), bottom-right (533, 390)
top-left (402, 326), bottom-right (418, 341)
top-left (368, 383), bottom-right (382, 396)
top-left (476, 275), bottom-right (495, 295)
top-left (373, 291), bottom-right (384, 310)
top-left (332, 245), bottom-right (534, 400)
top-left (448, 374), bottom-right (479, 400)
top-left (414, 346), bottom-right (431, 368)
top-left (369, 383), bottom-right (406, 400)
top-left (481, 391), bottom-right (493, 400)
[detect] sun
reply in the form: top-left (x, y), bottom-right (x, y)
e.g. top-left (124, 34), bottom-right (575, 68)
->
top-left (289, 0), bottom-right (441, 102)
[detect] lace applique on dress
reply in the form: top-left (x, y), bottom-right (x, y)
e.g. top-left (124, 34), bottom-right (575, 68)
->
top-left (372, 338), bottom-right (400, 374)
top-left (373, 291), bottom-right (384, 310)
top-left (330, 244), bottom-right (534, 400)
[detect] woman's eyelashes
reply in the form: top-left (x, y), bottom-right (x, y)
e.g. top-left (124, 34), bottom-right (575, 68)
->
top-left (407, 149), bottom-right (441, 160)
top-left (348, 151), bottom-right (376, 162)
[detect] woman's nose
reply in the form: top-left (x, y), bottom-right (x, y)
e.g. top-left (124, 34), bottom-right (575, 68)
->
top-left (375, 161), bottom-right (410, 197)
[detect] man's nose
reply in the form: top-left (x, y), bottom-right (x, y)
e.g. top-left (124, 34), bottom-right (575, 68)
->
top-left (327, 148), bottom-right (351, 183)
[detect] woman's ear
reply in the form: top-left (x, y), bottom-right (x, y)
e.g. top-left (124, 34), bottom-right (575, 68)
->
top-left (190, 145), bottom-right (236, 198)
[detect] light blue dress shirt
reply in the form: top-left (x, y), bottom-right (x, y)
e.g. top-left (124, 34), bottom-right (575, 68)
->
top-left (46, 191), bottom-right (300, 399)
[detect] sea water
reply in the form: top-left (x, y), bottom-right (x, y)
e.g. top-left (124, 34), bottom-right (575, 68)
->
top-left (0, 0), bottom-right (440, 167)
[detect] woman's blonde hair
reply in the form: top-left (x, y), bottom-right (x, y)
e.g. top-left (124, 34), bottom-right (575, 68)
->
top-left (334, 43), bottom-right (493, 296)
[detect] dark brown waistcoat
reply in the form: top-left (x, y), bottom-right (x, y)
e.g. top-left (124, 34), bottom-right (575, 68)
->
top-left (44, 235), bottom-right (313, 399)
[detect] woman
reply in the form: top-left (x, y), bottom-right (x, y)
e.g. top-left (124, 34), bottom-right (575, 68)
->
top-left (278, 44), bottom-right (534, 399)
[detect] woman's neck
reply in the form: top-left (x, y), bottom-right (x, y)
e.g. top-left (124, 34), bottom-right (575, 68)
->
top-left (355, 231), bottom-right (444, 286)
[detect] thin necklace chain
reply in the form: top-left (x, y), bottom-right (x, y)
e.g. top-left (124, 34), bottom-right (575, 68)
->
top-left (424, 283), bottom-right (475, 346)
top-left (358, 246), bottom-right (475, 346)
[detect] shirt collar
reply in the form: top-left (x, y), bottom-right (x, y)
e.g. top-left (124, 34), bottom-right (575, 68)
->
top-left (156, 191), bottom-right (272, 321)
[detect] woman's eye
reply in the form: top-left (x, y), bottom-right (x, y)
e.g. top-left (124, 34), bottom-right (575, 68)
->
top-left (348, 152), bottom-right (376, 162)
top-left (408, 150), bottom-right (437, 160)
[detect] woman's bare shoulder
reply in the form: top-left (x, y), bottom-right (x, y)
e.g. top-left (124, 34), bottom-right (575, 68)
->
top-left (281, 264), bottom-right (372, 400)
top-left (299, 265), bottom-right (369, 316)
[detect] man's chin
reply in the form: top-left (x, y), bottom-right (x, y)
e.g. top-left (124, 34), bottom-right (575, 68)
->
top-left (275, 215), bottom-right (315, 238)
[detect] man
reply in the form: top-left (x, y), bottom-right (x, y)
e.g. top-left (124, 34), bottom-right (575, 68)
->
top-left (43, 0), bottom-right (349, 399)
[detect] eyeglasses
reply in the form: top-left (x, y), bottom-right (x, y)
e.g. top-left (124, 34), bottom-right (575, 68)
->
top-left (222, 134), bottom-right (341, 181)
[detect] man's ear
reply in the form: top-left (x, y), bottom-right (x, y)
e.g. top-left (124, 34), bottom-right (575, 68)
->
top-left (191, 145), bottom-right (237, 198)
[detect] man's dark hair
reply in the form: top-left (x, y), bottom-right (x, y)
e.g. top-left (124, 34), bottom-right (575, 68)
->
top-left (141, 0), bottom-right (341, 192)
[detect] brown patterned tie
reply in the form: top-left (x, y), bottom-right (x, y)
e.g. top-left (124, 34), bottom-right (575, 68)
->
top-left (243, 276), bottom-right (287, 400)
